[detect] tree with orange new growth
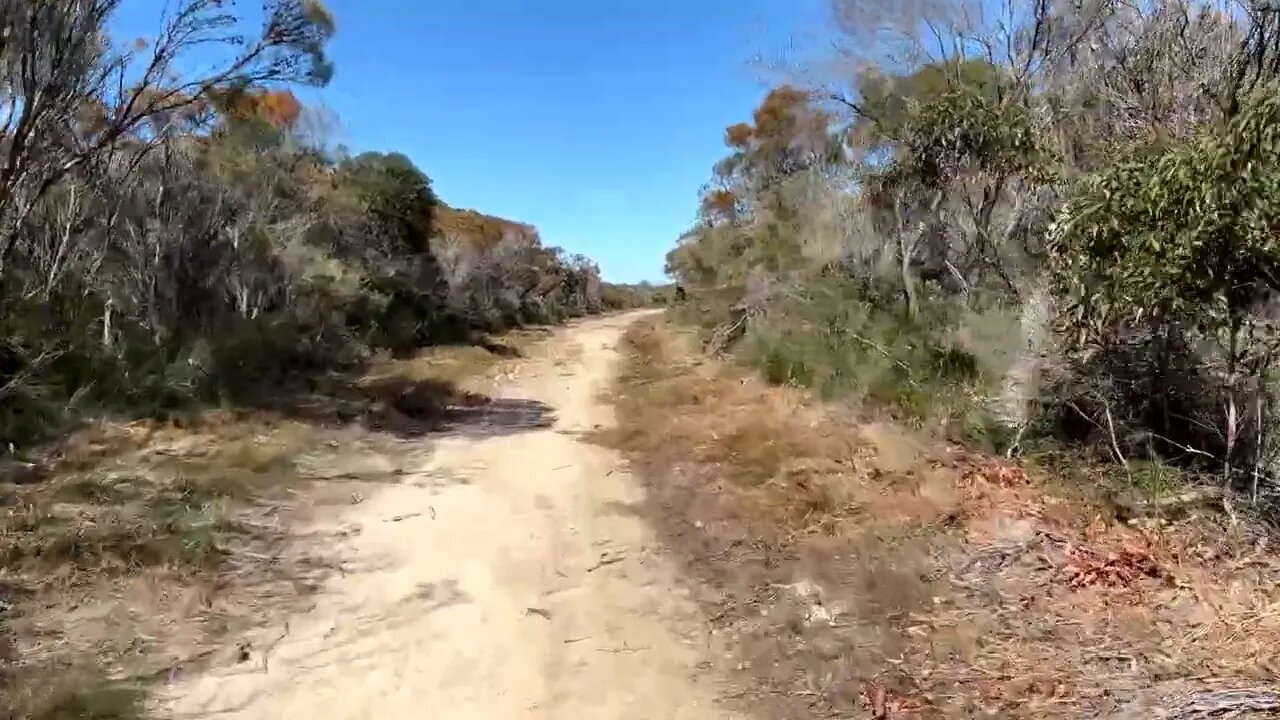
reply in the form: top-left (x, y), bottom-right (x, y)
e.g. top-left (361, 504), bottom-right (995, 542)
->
top-left (699, 189), bottom-right (740, 225)
top-left (724, 122), bottom-right (753, 149)
top-left (694, 85), bottom-right (837, 228)
top-left (216, 88), bottom-right (304, 130)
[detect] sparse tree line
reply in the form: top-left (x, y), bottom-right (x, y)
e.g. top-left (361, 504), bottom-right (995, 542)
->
top-left (668, 0), bottom-right (1280, 509)
top-left (0, 0), bottom-right (631, 451)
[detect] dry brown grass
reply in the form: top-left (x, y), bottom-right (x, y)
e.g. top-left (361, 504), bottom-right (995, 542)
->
top-left (0, 414), bottom-right (326, 720)
top-left (368, 328), bottom-right (545, 388)
top-left (0, 332), bottom-right (539, 719)
top-left (601, 317), bottom-right (1280, 719)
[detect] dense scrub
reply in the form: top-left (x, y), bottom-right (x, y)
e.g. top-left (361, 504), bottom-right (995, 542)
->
top-left (605, 318), bottom-right (1280, 718)
top-left (0, 0), bottom-right (624, 457)
top-left (601, 280), bottom-right (677, 310)
top-left (668, 0), bottom-right (1280, 513)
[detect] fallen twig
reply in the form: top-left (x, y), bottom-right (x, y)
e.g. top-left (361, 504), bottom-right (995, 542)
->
top-left (586, 555), bottom-right (625, 572)
top-left (1162, 686), bottom-right (1280, 719)
top-left (597, 644), bottom-right (648, 654)
top-left (262, 621), bottom-right (291, 673)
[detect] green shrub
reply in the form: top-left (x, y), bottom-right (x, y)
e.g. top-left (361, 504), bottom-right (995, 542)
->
top-left (734, 277), bottom-right (991, 439)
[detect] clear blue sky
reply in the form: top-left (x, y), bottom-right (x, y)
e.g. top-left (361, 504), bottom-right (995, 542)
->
top-left (115, 0), bottom-right (831, 283)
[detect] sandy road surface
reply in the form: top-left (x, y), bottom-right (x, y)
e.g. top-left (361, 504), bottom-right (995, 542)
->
top-left (160, 312), bottom-right (737, 720)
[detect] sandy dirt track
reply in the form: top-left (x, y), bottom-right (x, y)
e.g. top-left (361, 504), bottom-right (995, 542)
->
top-left (159, 312), bottom-right (738, 720)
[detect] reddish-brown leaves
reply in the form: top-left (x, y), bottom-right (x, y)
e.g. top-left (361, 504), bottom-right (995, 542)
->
top-left (724, 122), bottom-right (753, 149)
top-left (699, 189), bottom-right (739, 220)
top-left (1056, 537), bottom-right (1164, 589)
top-left (218, 88), bottom-right (303, 129)
top-left (958, 456), bottom-right (1030, 488)
top-left (860, 679), bottom-right (927, 718)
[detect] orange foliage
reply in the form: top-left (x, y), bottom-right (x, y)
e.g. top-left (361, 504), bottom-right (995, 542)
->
top-left (699, 189), bottom-right (739, 219)
top-left (221, 89), bottom-right (303, 129)
top-left (256, 90), bottom-right (302, 128)
top-left (724, 122), bottom-right (753, 149)
top-left (715, 85), bottom-right (828, 175)
top-left (751, 85), bottom-right (812, 144)
top-left (435, 206), bottom-right (539, 251)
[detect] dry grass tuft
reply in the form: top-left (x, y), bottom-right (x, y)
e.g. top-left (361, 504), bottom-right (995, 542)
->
top-left (601, 317), bottom-right (1280, 719)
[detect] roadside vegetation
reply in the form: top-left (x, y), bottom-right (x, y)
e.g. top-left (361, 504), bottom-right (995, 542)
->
top-left (602, 281), bottom-right (678, 311)
top-left (668, 0), bottom-right (1280, 516)
top-left (605, 317), bottom-right (1280, 718)
top-left (0, 2), bottom-right (630, 717)
top-left (637, 0), bottom-right (1280, 715)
